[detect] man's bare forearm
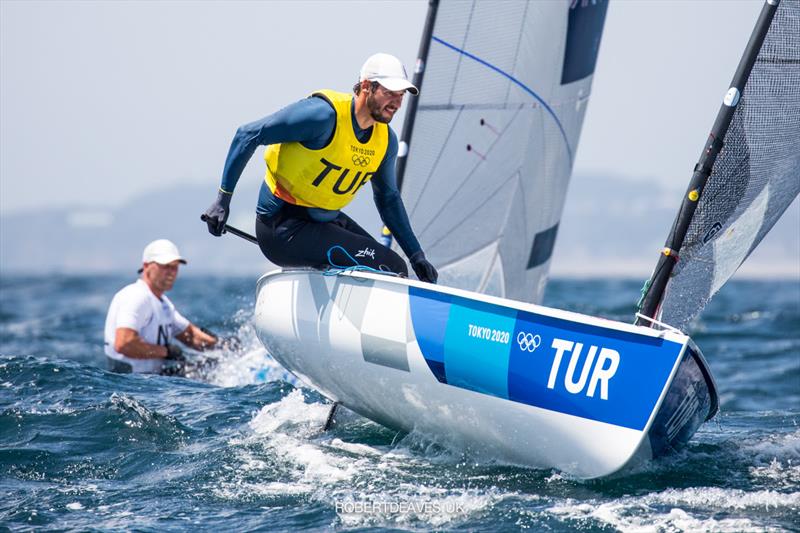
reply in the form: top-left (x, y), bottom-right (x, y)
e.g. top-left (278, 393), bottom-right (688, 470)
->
top-left (176, 325), bottom-right (217, 351)
top-left (114, 328), bottom-right (167, 359)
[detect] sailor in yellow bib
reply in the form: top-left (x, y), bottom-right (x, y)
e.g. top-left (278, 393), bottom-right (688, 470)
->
top-left (204, 53), bottom-right (438, 283)
top-left (265, 89), bottom-right (388, 211)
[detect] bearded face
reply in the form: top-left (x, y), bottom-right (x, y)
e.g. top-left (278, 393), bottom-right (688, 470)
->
top-left (365, 84), bottom-right (404, 124)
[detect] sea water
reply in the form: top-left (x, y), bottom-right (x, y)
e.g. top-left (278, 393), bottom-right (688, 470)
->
top-left (1, 275), bottom-right (798, 531)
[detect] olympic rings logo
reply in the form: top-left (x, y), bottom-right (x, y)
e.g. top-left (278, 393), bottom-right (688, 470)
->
top-left (352, 154), bottom-right (371, 167)
top-left (517, 331), bottom-right (541, 352)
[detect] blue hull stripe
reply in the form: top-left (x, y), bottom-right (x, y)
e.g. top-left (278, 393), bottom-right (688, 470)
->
top-left (409, 286), bottom-right (683, 430)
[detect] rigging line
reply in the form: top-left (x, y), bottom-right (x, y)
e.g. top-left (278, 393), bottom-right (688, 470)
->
top-left (431, 35), bottom-right (574, 163)
top-left (417, 103), bottom-right (525, 240)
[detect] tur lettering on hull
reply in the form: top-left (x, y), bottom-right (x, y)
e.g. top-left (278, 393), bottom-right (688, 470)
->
top-left (547, 338), bottom-right (620, 400)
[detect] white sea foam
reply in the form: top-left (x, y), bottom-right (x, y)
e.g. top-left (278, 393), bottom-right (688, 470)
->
top-left (547, 486), bottom-right (798, 532)
top-left (320, 434), bottom-right (535, 527)
top-left (205, 345), bottom-right (298, 388)
top-left (209, 390), bottom-right (366, 504)
top-left (219, 384), bottom-right (799, 530)
top-left (248, 389), bottom-right (329, 436)
top-left (649, 487), bottom-right (799, 510)
top-left (209, 390), bottom-right (515, 528)
top-left (185, 315), bottom-right (299, 387)
top-left (750, 458), bottom-right (800, 489)
top-left (744, 429), bottom-right (800, 463)
top-left (248, 391), bottom-right (365, 484)
top-left (57, 483), bottom-right (101, 495)
top-left (22, 403), bottom-right (78, 415)
top-left (325, 438), bottom-right (383, 457)
top-left (213, 480), bottom-right (314, 500)
top-left (109, 393), bottom-right (154, 424)
top-left (746, 431), bottom-right (800, 489)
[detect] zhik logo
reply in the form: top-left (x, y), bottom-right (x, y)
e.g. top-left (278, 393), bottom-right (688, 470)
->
top-left (355, 247), bottom-right (376, 260)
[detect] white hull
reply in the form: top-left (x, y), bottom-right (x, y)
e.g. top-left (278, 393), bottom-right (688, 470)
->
top-left (254, 270), bottom-right (717, 479)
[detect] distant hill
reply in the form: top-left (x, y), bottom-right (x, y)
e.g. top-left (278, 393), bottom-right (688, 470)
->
top-left (552, 174), bottom-right (800, 278)
top-left (1, 176), bottom-right (797, 278)
top-left (0, 182), bottom-right (384, 276)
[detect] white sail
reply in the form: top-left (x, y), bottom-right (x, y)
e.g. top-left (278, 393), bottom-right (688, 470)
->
top-left (659, 0), bottom-right (800, 330)
top-left (397, 0), bottom-right (607, 303)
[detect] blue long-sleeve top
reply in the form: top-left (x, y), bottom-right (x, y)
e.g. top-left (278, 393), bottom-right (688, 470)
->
top-left (220, 95), bottom-right (422, 258)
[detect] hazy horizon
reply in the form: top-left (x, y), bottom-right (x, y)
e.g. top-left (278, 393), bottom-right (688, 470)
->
top-left (1, 0), bottom-right (797, 279)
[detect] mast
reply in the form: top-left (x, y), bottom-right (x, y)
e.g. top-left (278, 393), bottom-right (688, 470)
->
top-left (381, 0), bottom-right (440, 246)
top-left (635, 0), bottom-right (781, 327)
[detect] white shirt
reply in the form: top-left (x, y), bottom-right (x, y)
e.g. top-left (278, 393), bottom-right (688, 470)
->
top-left (104, 279), bottom-right (190, 373)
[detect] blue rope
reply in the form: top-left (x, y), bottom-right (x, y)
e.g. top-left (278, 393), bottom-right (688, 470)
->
top-left (323, 245), bottom-right (400, 277)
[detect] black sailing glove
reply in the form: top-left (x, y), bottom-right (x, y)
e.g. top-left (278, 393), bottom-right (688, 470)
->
top-left (409, 251), bottom-right (438, 284)
top-left (203, 190), bottom-right (232, 236)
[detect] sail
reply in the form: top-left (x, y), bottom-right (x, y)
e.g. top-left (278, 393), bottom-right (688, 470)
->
top-left (396, 0), bottom-right (607, 303)
top-left (658, 0), bottom-right (800, 330)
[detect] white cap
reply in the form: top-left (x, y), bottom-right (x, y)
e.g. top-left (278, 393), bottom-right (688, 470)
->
top-left (140, 239), bottom-right (186, 270)
top-left (359, 53), bottom-right (418, 95)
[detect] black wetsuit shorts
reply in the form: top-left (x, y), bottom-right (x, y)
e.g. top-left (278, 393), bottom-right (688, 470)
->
top-left (255, 205), bottom-right (409, 276)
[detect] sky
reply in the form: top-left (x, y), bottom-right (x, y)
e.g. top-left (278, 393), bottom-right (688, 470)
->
top-left (0, 0), bottom-right (796, 277)
top-left (1, 0), bottom-right (769, 213)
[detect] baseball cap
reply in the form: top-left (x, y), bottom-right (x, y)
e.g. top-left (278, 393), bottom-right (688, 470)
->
top-left (359, 53), bottom-right (418, 95)
top-left (138, 239), bottom-right (187, 273)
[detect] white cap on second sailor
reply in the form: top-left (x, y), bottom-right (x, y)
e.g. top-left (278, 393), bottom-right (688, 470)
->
top-left (138, 239), bottom-right (187, 273)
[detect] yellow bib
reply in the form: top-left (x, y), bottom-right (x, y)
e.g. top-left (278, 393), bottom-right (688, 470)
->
top-left (264, 89), bottom-right (388, 210)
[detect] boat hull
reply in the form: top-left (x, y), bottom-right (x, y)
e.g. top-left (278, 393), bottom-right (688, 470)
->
top-left (254, 270), bottom-right (717, 478)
